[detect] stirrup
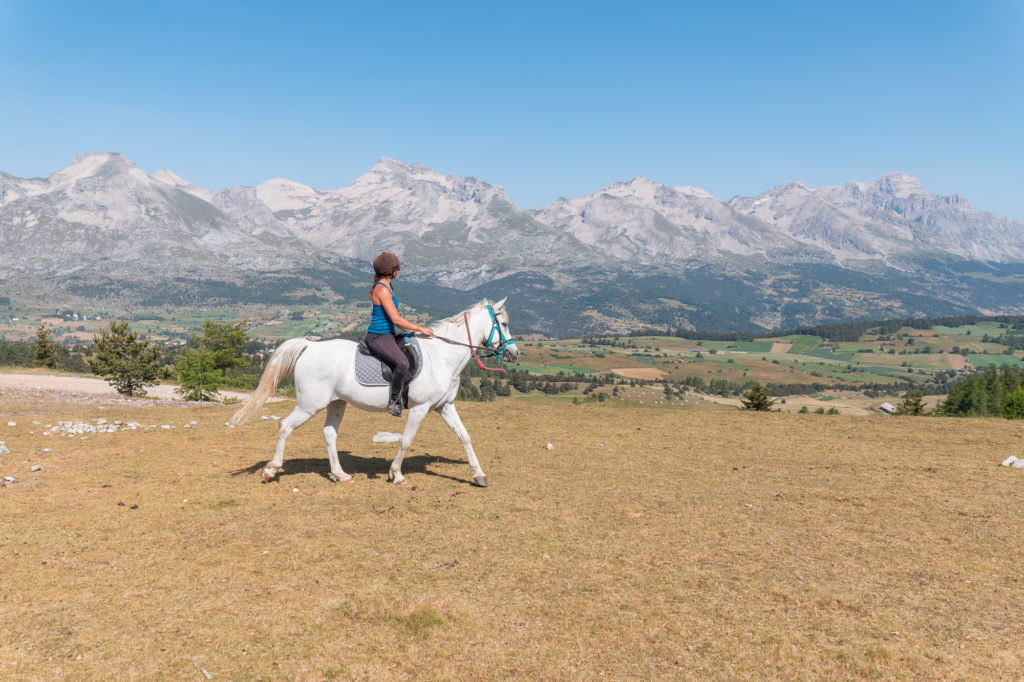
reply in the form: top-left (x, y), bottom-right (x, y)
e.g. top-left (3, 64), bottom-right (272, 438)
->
top-left (388, 401), bottom-right (403, 417)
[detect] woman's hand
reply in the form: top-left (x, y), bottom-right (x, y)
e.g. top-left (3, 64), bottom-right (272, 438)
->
top-left (419, 326), bottom-right (434, 338)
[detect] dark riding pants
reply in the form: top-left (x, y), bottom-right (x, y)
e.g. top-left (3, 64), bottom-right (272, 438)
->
top-left (365, 333), bottom-right (410, 380)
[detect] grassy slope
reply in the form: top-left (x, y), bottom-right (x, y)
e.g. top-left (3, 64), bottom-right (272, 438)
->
top-left (1, 394), bottom-right (1023, 679)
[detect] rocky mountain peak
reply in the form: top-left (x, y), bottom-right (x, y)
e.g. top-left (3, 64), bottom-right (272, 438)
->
top-left (873, 172), bottom-right (926, 198)
top-left (49, 151), bottom-right (151, 191)
top-left (256, 177), bottom-right (321, 212)
top-left (347, 158), bottom-right (509, 206)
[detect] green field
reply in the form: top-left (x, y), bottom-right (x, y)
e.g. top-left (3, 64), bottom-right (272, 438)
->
top-left (966, 354), bottom-right (1024, 369)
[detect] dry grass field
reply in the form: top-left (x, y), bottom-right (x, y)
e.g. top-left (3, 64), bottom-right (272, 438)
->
top-left (2, 390), bottom-right (1024, 679)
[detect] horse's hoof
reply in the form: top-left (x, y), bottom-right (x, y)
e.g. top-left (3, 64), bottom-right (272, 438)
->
top-left (472, 475), bottom-right (488, 488)
top-left (328, 472), bottom-right (353, 483)
top-left (262, 467), bottom-right (277, 483)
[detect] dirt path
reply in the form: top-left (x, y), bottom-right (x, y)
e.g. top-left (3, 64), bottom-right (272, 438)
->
top-left (0, 372), bottom-right (272, 402)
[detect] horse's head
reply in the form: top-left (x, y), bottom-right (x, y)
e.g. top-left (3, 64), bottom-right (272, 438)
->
top-left (483, 297), bottom-right (519, 363)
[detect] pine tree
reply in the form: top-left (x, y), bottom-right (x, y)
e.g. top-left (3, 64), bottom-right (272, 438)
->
top-left (87, 320), bottom-right (161, 397)
top-left (1003, 388), bottom-right (1024, 419)
top-left (33, 323), bottom-right (60, 369)
top-left (739, 382), bottom-right (775, 411)
top-left (896, 389), bottom-right (926, 416)
top-left (176, 347), bottom-right (222, 401)
top-left (198, 319), bottom-right (248, 373)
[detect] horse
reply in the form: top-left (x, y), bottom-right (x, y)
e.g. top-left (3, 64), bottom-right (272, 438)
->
top-left (229, 298), bottom-right (519, 487)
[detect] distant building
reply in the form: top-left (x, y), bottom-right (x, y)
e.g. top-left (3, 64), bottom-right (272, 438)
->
top-left (878, 402), bottom-right (897, 414)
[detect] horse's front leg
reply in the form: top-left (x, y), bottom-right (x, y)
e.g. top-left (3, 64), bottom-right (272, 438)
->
top-left (438, 402), bottom-right (487, 487)
top-left (388, 403), bottom-right (430, 486)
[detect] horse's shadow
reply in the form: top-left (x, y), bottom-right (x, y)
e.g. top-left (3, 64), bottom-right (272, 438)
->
top-left (230, 451), bottom-right (470, 484)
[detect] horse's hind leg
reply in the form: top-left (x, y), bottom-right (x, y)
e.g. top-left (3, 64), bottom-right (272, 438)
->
top-left (263, 404), bottom-right (317, 482)
top-left (323, 400), bottom-right (352, 483)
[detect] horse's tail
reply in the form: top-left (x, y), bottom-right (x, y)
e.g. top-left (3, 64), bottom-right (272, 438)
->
top-left (229, 338), bottom-right (310, 425)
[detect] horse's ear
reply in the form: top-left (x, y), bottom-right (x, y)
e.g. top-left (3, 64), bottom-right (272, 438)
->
top-left (495, 297), bottom-right (507, 310)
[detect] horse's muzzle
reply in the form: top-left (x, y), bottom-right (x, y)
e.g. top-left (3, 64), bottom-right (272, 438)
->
top-left (503, 343), bottom-right (520, 363)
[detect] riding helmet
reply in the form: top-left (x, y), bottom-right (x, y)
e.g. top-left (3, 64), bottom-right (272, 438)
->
top-left (372, 251), bottom-right (404, 276)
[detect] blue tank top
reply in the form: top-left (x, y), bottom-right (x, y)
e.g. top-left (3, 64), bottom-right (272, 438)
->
top-left (368, 282), bottom-right (398, 334)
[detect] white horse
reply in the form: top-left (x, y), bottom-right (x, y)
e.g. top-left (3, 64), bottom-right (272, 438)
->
top-left (230, 298), bottom-right (519, 487)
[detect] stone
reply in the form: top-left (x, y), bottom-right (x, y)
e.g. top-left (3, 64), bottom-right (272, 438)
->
top-left (30, 465), bottom-right (41, 472)
top-left (546, 443), bottom-right (553, 451)
top-left (6, 421), bottom-right (15, 427)
top-left (0, 445), bottom-right (9, 456)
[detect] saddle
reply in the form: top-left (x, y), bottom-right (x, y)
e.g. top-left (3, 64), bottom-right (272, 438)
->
top-left (354, 335), bottom-right (423, 388)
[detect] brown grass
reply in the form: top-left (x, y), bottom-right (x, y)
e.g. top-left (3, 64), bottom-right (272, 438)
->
top-left (2, 393), bottom-right (1023, 679)
top-left (609, 367), bottom-right (666, 380)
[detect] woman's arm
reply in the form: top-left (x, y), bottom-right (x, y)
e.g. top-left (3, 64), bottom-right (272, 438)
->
top-left (376, 293), bottom-right (434, 336)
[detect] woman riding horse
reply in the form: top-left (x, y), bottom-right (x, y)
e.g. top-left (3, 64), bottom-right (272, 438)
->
top-left (366, 251), bottom-right (434, 416)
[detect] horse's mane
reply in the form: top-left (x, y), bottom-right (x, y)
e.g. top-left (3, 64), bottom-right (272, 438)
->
top-left (431, 299), bottom-right (493, 336)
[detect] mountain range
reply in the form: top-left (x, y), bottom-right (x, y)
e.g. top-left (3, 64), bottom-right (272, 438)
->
top-left (1, 152), bottom-right (1022, 333)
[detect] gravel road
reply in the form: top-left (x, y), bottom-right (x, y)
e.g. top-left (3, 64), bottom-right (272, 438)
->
top-left (0, 372), bottom-right (270, 402)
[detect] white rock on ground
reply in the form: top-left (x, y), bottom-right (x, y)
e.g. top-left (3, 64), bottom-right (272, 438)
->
top-left (546, 443), bottom-right (553, 450)
top-left (30, 465), bottom-right (41, 472)
top-left (0, 445), bottom-right (10, 456)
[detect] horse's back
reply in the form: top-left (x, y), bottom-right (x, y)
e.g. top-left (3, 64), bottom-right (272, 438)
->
top-left (294, 338), bottom-right (356, 386)
top-left (296, 338), bottom-right (357, 371)
top-left (292, 338), bottom-right (386, 409)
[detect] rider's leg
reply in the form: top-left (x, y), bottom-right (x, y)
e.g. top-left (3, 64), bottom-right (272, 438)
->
top-left (366, 333), bottom-right (410, 416)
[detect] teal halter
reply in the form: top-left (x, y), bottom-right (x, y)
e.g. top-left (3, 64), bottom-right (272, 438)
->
top-left (482, 304), bottom-right (515, 360)
top-left (461, 304), bottom-right (516, 372)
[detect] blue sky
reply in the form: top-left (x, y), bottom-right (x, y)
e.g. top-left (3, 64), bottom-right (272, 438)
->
top-left (1, 1), bottom-right (1021, 219)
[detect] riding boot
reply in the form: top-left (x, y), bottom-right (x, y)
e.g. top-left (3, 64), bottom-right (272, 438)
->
top-left (387, 372), bottom-right (407, 417)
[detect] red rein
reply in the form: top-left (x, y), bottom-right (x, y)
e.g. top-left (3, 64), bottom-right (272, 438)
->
top-left (464, 312), bottom-right (506, 373)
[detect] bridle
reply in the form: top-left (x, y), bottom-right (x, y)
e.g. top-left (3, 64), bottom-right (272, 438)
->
top-left (462, 304), bottom-right (515, 373)
top-left (423, 304), bottom-right (514, 373)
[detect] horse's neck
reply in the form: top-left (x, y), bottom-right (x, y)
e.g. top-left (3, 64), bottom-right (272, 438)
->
top-left (426, 311), bottom-right (488, 378)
